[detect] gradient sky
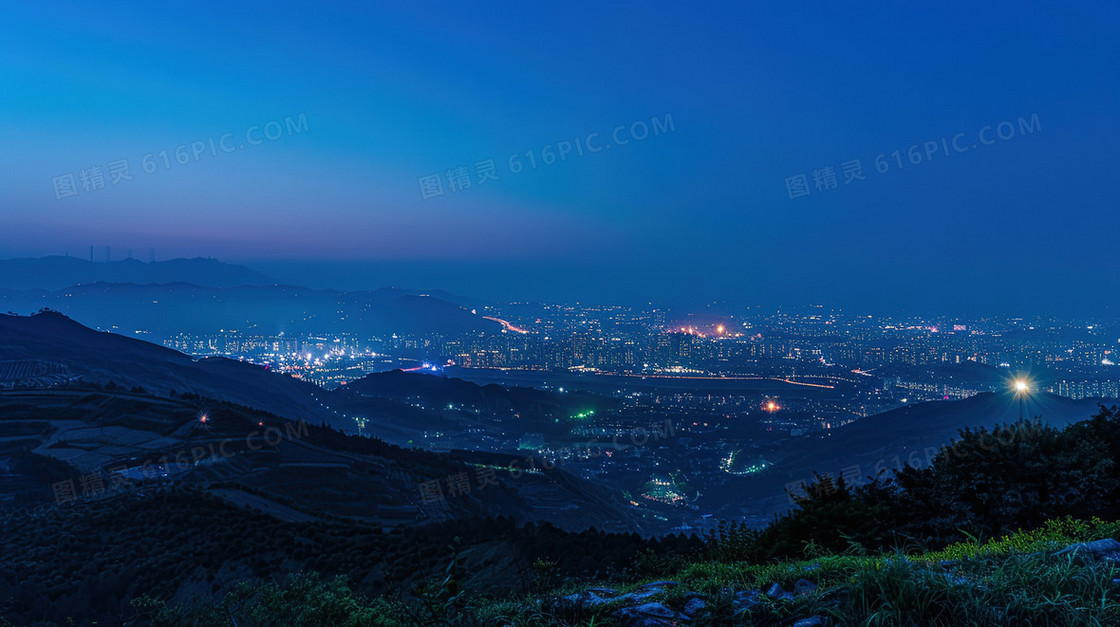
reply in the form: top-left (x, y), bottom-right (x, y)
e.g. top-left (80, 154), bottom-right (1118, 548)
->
top-left (1, 2), bottom-right (1118, 313)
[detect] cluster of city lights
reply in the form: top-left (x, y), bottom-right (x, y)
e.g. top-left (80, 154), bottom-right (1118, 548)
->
top-left (668, 323), bottom-right (741, 338)
top-left (719, 450), bottom-right (769, 475)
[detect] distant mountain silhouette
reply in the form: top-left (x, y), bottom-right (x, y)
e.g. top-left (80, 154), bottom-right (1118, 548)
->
top-left (0, 256), bottom-right (274, 290)
top-left (0, 283), bottom-right (500, 338)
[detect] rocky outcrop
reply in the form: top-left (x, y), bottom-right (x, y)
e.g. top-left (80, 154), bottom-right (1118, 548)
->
top-left (543, 538), bottom-right (1120, 626)
top-left (550, 577), bottom-right (827, 626)
top-left (1054, 538), bottom-right (1120, 562)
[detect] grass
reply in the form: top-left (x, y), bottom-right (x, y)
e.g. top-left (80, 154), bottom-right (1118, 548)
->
top-left (925, 516), bottom-right (1120, 562)
top-left (136, 517), bottom-right (1120, 626)
top-left (842, 551), bottom-right (1120, 625)
top-left (501, 517), bottom-right (1120, 625)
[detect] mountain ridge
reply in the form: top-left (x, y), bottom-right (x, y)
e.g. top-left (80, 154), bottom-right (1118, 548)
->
top-left (0, 282), bottom-right (500, 338)
top-left (0, 256), bottom-right (275, 290)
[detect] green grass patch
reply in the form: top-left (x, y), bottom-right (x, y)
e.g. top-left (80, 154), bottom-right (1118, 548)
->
top-left (924, 516), bottom-right (1120, 562)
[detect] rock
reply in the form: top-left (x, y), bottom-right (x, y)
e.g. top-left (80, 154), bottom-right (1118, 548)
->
top-left (682, 596), bottom-right (706, 617)
top-left (793, 578), bottom-right (817, 596)
top-left (765, 583), bottom-right (787, 599)
top-left (613, 589), bottom-right (662, 605)
top-left (551, 589), bottom-right (614, 611)
top-left (599, 581), bottom-right (678, 608)
top-left (585, 591), bottom-right (614, 606)
top-left (615, 602), bottom-right (685, 627)
top-left (1055, 538), bottom-right (1120, 562)
top-left (554, 593), bottom-right (582, 608)
top-left (732, 590), bottom-right (760, 613)
top-left (793, 617), bottom-right (826, 627)
top-left (552, 583), bottom-right (683, 619)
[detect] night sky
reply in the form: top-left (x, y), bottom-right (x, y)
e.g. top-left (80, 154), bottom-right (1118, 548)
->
top-left (2, 2), bottom-right (1117, 313)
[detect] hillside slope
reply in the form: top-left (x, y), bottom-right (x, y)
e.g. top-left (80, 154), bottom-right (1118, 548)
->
top-left (0, 311), bottom-right (340, 427)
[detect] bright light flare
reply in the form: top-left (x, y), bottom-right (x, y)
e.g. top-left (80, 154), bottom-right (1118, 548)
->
top-left (1014, 379), bottom-right (1029, 393)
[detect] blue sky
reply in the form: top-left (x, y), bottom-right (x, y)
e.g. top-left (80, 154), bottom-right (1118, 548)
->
top-left (1, 2), bottom-right (1117, 313)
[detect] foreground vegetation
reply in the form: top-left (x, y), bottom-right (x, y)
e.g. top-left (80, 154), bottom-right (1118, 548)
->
top-left (135, 517), bottom-right (1120, 626)
top-left (0, 488), bottom-right (694, 625)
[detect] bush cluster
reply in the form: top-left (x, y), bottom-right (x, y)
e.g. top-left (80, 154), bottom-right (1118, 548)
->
top-left (709, 405), bottom-right (1120, 561)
